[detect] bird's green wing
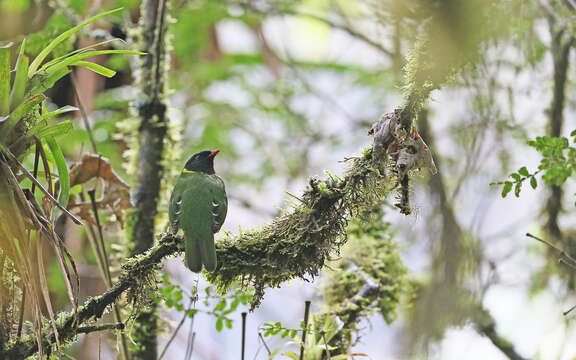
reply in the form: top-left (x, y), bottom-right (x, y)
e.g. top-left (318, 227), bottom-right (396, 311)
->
top-left (168, 179), bottom-right (184, 234)
top-left (210, 175), bottom-right (227, 234)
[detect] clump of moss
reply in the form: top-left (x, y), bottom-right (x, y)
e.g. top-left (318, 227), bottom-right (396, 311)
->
top-left (319, 205), bottom-right (409, 353)
top-left (207, 148), bottom-right (396, 309)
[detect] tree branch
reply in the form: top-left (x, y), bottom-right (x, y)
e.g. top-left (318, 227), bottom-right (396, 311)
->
top-left (472, 306), bottom-right (529, 360)
top-left (239, 2), bottom-right (395, 58)
top-left (128, 0), bottom-right (170, 357)
top-left (77, 322), bottom-right (125, 334)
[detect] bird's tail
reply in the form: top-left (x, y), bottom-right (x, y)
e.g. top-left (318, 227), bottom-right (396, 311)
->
top-left (184, 232), bottom-right (217, 273)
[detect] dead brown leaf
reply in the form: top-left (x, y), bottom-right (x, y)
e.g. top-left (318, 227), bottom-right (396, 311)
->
top-left (68, 154), bottom-right (132, 226)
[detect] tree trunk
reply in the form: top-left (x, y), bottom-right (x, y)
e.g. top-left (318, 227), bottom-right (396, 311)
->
top-left (128, 0), bottom-right (169, 358)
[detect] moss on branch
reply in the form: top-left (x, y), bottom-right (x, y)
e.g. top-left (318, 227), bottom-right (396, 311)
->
top-left (207, 148), bottom-right (396, 308)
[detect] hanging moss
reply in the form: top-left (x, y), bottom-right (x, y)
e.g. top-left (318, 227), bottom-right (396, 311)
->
top-left (316, 205), bottom-right (410, 354)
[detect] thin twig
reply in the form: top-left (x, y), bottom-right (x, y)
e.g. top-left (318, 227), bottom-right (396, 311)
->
top-left (563, 303), bottom-right (576, 316)
top-left (77, 322), bottom-right (125, 334)
top-left (258, 332), bottom-right (272, 356)
top-left (158, 299), bottom-right (194, 360)
top-left (185, 331), bottom-right (196, 360)
top-left (86, 190), bottom-right (129, 360)
top-left (322, 331), bottom-right (332, 360)
top-left (299, 300), bottom-right (311, 360)
top-left (87, 190), bottom-right (112, 285)
top-left (184, 277), bottom-right (199, 360)
top-left (526, 233), bottom-right (576, 268)
top-left (70, 72), bottom-right (98, 153)
top-left (241, 312), bottom-right (247, 360)
top-left (241, 2), bottom-right (394, 57)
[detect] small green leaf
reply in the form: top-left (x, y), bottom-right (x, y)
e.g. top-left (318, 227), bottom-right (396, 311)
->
top-left (502, 181), bottom-right (512, 198)
top-left (186, 309), bottom-right (197, 318)
top-left (214, 299), bottom-right (227, 312)
top-left (216, 317), bottom-right (223, 332)
top-left (530, 176), bottom-right (537, 189)
top-left (72, 61), bottom-right (117, 78)
top-left (570, 129), bottom-right (576, 137)
top-left (518, 166), bottom-right (529, 176)
top-left (510, 173), bottom-right (521, 181)
top-left (225, 318), bottom-right (233, 329)
top-left (514, 182), bottom-right (522, 197)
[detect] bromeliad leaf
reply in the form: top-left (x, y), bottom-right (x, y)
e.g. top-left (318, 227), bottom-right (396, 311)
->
top-left (40, 106), bottom-right (79, 120)
top-left (41, 49), bottom-right (144, 76)
top-left (28, 8), bottom-right (124, 77)
top-left (46, 136), bottom-right (70, 217)
top-left (71, 61), bottom-right (116, 78)
top-left (9, 40), bottom-right (29, 110)
top-left (0, 94), bottom-right (45, 143)
top-left (26, 68), bottom-right (71, 98)
top-left (0, 42), bottom-right (11, 116)
top-left (40, 38), bottom-right (125, 71)
top-left (32, 120), bottom-right (73, 139)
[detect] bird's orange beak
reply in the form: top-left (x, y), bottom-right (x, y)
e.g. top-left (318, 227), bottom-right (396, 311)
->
top-left (208, 149), bottom-right (220, 158)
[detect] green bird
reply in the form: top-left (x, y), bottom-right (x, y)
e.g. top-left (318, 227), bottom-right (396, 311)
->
top-left (169, 149), bottom-right (228, 272)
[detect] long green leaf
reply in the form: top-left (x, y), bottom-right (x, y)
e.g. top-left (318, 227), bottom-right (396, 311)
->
top-left (0, 94), bottom-right (45, 142)
top-left (0, 42), bottom-right (12, 116)
top-left (39, 106), bottom-right (78, 120)
top-left (39, 38), bottom-right (125, 71)
top-left (44, 49), bottom-right (144, 75)
top-left (45, 136), bottom-right (70, 215)
top-left (10, 39), bottom-right (29, 110)
top-left (28, 8), bottom-right (124, 77)
top-left (72, 61), bottom-right (116, 77)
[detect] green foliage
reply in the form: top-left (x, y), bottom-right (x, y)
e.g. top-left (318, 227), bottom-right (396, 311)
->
top-left (324, 206), bottom-right (407, 324)
top-left (153, 273), bottom-right (253, 332)
top-left (264, 315), bottom-right (369, 359)
top-left (0, 9), bottom-right (143, 161)
top-left (261, 321), bottom-right (298, 339)
top-left (528, 133), bottom-right (576, 186)
top-left (494, 131), bottom-right (576, 198)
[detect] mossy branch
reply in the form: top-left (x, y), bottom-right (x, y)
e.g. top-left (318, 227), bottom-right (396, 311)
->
top-left (0, 234), bottom-right (179, 360)
top-left (207, 148), bottom-right (394, 309)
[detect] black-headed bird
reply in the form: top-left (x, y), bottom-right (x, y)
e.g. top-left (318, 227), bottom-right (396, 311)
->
top-left (169, 150), bottom-right (227, 272)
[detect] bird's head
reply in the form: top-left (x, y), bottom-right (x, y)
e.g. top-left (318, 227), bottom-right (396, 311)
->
top-left (184, 149), bottom-right (220, 175)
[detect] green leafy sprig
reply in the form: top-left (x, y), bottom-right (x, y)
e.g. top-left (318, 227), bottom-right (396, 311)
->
top-left (493, 131), bottom-right (576, 197)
